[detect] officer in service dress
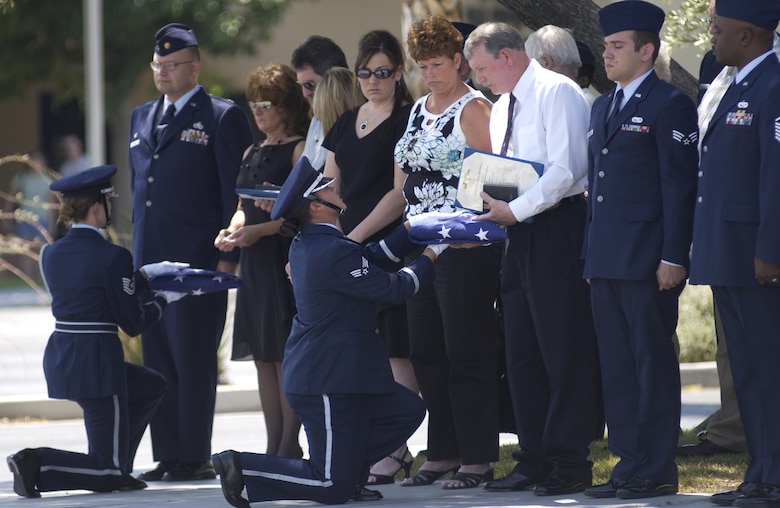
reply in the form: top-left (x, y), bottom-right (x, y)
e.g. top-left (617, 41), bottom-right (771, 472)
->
top-left (128, 23), bottom-right (253, 482)
top-left (210, 157), bottom-right (452, 506)
top-left (6, 165), bottom-right (185, 498)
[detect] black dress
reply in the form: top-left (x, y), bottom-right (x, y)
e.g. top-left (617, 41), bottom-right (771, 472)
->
top-left (322, 104), bottom-right (412, 357)
top-left (231, 140), bottom-right (301, 362)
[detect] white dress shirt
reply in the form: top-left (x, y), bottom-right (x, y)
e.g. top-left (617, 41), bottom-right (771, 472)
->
top-left (489, 59), bottom-right (590, 223)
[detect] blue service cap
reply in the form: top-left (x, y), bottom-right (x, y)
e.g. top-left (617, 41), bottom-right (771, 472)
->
top-left (576, 40), bottom-right (596, 68)
top-left (599, 0), bottom-right (665, 37)
top-left (270, 157), bottom-right (335, 221)
top-left (155, 23), bottom-right (198, 56)
top-left (716, 0), bottom-right (780, 31)
top-left (50, 164), bottom-right (117, 198)
top-left (451, 21), bottom-right (477, 47)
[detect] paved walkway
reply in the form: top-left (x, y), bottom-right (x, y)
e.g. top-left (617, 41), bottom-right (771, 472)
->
top-left (0, 291), bottom-right (724, 506)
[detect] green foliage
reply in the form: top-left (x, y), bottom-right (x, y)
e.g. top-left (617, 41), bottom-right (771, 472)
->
top-left (663, 0), bottom-right (710, 51)
top-left (0, 0), bottom-right (290, 115)
top-left (677, 284), bottom-right (716, 363)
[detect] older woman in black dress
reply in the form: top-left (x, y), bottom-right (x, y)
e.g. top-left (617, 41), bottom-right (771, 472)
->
top-left (214, 63), bottom-right (309, 458)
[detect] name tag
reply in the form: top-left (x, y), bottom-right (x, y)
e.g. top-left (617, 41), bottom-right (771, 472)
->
top-left (130, 139), bottom-right (140, 148)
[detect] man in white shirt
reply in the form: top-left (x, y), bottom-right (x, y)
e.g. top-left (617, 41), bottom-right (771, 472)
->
top-left (464, 21), bottom-right (602, 497)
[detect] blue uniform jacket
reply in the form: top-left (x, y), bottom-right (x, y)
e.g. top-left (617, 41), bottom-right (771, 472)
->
top-left (583, 72), bottom-right (699, 280)
top-left (690, 56), bottom-right (780, 287)
top-left (283, 224), bottom-right (434, 395)
top-left (128, 87), bottom-right (252, 269)
top-left (40, 227), bottom-right (166, 399)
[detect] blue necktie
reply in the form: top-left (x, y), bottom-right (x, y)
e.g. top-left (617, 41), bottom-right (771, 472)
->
top-left (606, 89), bottom-right (623, 132)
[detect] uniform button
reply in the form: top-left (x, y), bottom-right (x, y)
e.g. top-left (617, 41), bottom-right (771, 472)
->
top-left (153, 154), bottom-right (160, 160)
top-left (601, 148), bottom-right (609, 155)
top-left (697, 196), bottom-right (703, 203)
top-left (702, 146), bottom-right (708, 153)
top-left (146, 200), bottom-right (152, 207)
top-left (598, 171), bottom-right (605, 178)
top-left (596, 195), bottom-right (604, 203)
top-left (698, 171), bottom-right (703, 178)
top-left (148, 176), bottom-right (154, 183)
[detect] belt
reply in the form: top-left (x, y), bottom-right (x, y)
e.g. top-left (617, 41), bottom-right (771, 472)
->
top-left (54, 321), bottom-right (119, 334)
top-left (543, 193), bottom-right (585, 213)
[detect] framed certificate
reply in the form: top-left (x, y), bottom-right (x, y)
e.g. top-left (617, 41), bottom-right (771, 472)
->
top-left (455, 148), bottom-right (543, 212)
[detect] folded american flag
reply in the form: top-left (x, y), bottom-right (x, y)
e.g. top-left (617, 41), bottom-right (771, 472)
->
top-left (148, 268), bottom-right (242, 295)
top-left (408, 211), bottom-right (507, 245)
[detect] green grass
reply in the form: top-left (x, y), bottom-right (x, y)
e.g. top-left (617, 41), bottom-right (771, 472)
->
top-left (401, 430), bottom-right (746, 494)
top-left (677, 284), bottom-right (717, 363)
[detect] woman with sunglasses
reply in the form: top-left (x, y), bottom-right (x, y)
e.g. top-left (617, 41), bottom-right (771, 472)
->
top-left (321, 29), bottom-right (417, 485)
top-left (214, 63), bottom-right (310, 459)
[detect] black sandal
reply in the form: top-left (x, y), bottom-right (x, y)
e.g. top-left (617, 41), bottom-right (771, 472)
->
top-left (441, 468), bottom-right (494, 489)
top-left (367, 449), bottom-right (413, 485)
top-left (400, 465), bottom-right (459, 487)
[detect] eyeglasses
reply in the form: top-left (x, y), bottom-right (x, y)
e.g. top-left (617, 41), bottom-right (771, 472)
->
top-left (297, 81), bottom-right (316, 91)
top-left (150, 60), bottom-right (195, 72)
top-left (248, 101), bottom-right (273, 112)
top-left (356, 68), bottom-right (395, 80)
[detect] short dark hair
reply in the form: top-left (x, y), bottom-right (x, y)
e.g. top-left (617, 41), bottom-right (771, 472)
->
top-left (290, 35), bottom-right (347, 76)
top-left (632, 30), bottom-right (660, 64)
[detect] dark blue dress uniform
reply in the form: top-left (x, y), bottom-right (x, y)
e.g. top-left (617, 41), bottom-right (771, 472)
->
top-left (8, 165), bottom-right (167, 497)
top-left (128, 24), bottom-right (253, 469)
top-left (582, 1), bottom-right (699, 492)
top-left (214, 158), bottom-right (430, 505)
top-left (690, 40), bottom-right (780, 488)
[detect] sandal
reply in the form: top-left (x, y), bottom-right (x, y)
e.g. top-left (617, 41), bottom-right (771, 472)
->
top-left (400, 465), bottom-right (459, 487)
top-left (441, 468), bottom-right (494, 490)
top-left (367, 449), bottom-right (413, 485)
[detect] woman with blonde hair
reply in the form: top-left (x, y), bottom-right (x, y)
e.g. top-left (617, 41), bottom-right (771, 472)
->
top-left (313, 67), bottom-right (365, 137)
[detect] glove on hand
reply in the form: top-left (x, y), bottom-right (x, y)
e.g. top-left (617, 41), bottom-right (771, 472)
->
top-left (141, 261), bottom-right (190, 279)
top-left (426, 243), bottom-right (449, 258)
top-left (154, 290), bottom-right (187, 303)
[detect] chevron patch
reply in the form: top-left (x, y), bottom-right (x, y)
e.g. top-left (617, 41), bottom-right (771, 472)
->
top-left (349, 257), bottom-right (370, 278)
top-left (775, 116), bottom-right (780, 143)
top-left (672, 130), bottom-right (698, 146)
top-left (122, 277), bottom-right (135, 295)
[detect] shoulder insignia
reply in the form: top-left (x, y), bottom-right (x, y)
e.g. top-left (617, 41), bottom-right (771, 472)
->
top-left (672, 130), bottom-right (698, 145)
top-left (349, 257), bottom-right (370, 278)
top-left (122, 277), bottom-right (135, 295)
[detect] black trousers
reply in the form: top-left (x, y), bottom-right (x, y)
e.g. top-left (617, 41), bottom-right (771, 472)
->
top-left (501, 200), bottom-right (602, 481)
top-left (37, 363), bottom-right (165, 492)
top-left (406, 243), bottom-right (501, 465)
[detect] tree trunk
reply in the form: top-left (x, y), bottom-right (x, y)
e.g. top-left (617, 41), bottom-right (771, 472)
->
top-left (496, 0), bottom-right (698, 99)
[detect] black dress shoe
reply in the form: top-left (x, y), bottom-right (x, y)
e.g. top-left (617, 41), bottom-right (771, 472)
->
top-left (211, 451), bottom-right (249, 508)
top-left (584, 478), bottom-right (627, 498)
top-left (484, 470), bottom-right (544, 491)
top-left (533, 475), bottom-right (588, 496)
top-left (677, 439), bottom-right (739, 458)
top-left (352, 485), bottom-right (383, 501)
top-left (616, 477), bottom-right (677, 499)
top-left (137, 460), bottom-right (177, 481)
top-left (711, 482), bottom-right (758, 506)
top-left (163, 460), bottom-right (217, 481)
top-left (118, 475), bottom-right (148, 491)
top-left (7, 448), bottom-right (41, 498)
top-left (734, 483), bottom-right (780, 508)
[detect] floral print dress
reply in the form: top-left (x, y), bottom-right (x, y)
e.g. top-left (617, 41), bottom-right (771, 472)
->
top-left (395, 90), bottom-right (483, 218)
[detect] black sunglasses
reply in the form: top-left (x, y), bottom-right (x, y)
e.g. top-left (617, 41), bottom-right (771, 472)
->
top-left (356, 68), bottom-right (394, 80)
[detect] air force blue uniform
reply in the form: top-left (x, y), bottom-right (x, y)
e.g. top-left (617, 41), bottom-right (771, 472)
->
top-left (584, 67), bottom-right (699, 487)
top-left (690, 53), bottom-right (780, 486)
top-left (34, 224), bottom-right (167, 493)
top-left (128, 86), bottom-right (252, 464)
top-left (238, 224), bottom-right (430, 504)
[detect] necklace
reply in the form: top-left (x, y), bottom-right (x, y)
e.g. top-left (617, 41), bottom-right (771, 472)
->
top-left (359, 106), bottom-right (391, 131)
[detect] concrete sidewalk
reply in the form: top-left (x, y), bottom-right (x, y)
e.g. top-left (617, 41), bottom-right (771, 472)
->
top-left (0, 291), bottom-right (725, 506)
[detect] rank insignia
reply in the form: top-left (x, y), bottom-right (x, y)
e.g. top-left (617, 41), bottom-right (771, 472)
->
top-left (775, 116), bottom-right (780, 143)
top-left (672, 130), bottom-right (698, 146)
